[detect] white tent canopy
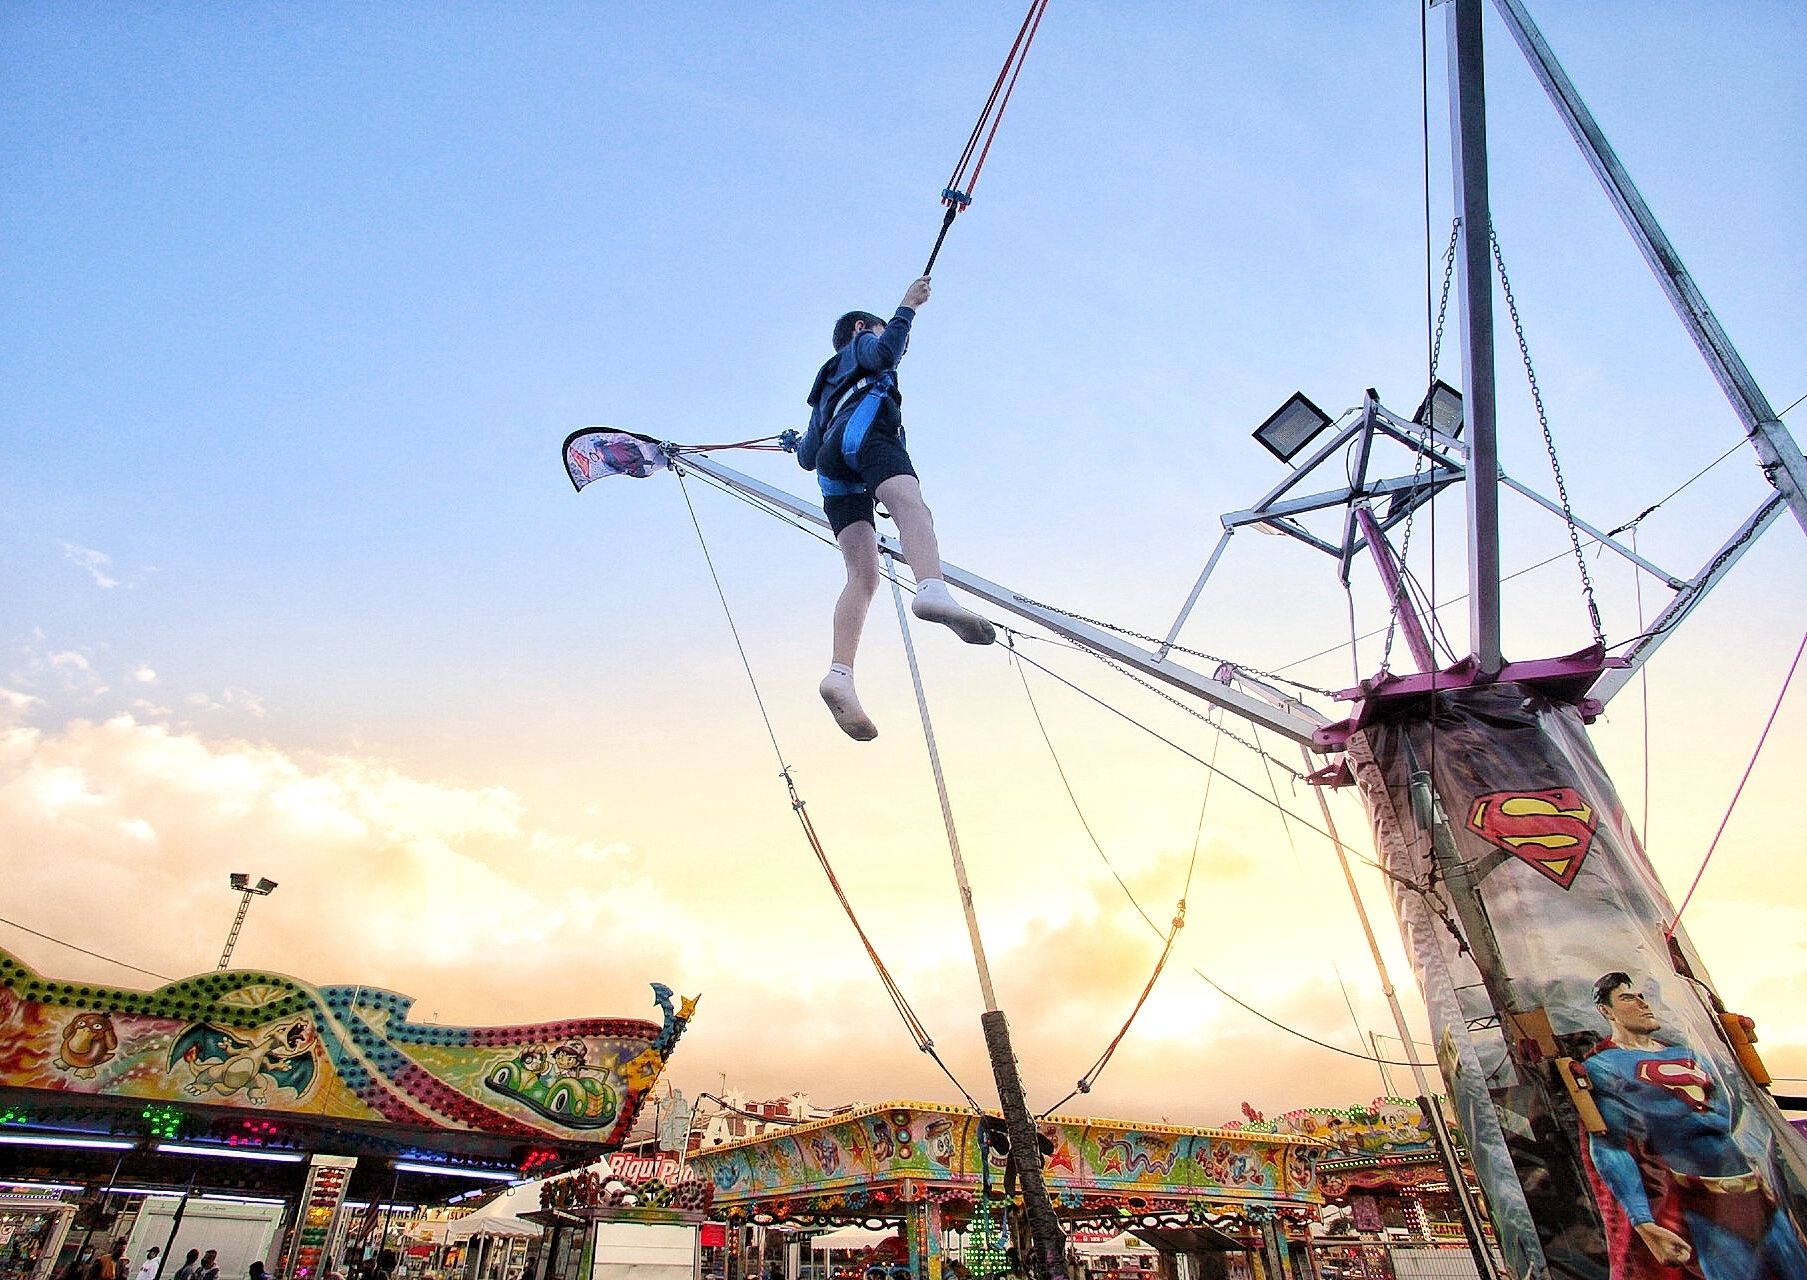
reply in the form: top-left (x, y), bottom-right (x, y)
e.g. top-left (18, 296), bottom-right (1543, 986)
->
top-left (809, 1227), bottom-right (898, 1249)
top-left (444, 1181), bottom-right (545, 1241)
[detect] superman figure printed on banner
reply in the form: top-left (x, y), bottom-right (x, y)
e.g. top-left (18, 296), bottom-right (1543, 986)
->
top-left (1579, 972), bottom-right (1807, 1280)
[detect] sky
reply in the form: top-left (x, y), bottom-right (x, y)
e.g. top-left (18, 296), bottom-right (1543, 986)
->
top-left (2, 2), bottom-right (1803, 1133)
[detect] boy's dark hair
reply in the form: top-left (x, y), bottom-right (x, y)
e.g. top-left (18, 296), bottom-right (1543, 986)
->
top-left (833, 311), bottom-right (883, 350)
top-left (1593, 970), bottom-right (1632, 1009)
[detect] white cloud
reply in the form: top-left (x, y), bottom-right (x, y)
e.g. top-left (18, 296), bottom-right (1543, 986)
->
top-left (132, 665), bottom-right (158, 685)
top-left (17, 649), bottom-right (113, 700)
top-left (0, 688), bottom-right (43, 721)
top-left (223, 687), bottom-right (266, 717)
top-left (0, 713), bottom-right (701, 1028)
top-left (61, 544), bottom-right (120, 589)
top-left (187, 687), bottom-right (269, 718)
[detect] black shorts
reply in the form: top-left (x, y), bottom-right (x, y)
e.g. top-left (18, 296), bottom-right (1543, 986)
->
top-left (819, 411), bottom-right (917, 536)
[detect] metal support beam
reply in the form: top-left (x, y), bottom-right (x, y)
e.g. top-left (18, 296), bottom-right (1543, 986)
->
top-left (1490, 0), bottom-right (1807, 539)
top-left (1220, 467), bottom-right (1465, 530)
top-left (1447, 0), bottom-right (1504, 675)
top-left (669, 453), bottom-right (1326, 746)
top-left (1497, 475), bottom-right (1685, 588)
top-left (1590, 493), bottom-right (1786, 703)
top-left (1337, 392), bottom-right (1381, 587)
top-left (1160, 526), bottom-right (1233, 658)
top-left (1356, 506), bottom-right (1437, 674)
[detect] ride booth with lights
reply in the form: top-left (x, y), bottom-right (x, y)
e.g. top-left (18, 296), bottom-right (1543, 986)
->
top-left (0, 947), bottom-right (697, 1279)
top-left (688, 1103), bottom-right (1324, 1280)
top-left (520, 1154), bottom-right (715, 1280)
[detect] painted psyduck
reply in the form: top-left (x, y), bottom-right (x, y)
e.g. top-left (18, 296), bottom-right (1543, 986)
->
top-left (54, 1012), bottom-right (119, 1079)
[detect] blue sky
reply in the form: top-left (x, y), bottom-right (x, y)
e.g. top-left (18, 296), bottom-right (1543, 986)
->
top-left (2, 2), bottom-right (1803, 1120)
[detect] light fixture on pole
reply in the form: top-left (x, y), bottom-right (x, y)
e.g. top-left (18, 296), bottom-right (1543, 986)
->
top-left (1251, 391), bottom-right (1333, 463)
top-left (218, 873), bottom-right (278, 970)
top-left (1413, 379), bottom-right (1465, 439)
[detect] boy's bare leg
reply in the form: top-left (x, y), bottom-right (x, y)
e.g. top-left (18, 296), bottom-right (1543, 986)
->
top-left (876, 475), bottom-right (995, 645)
top-left (831, 520), bottom-right (880, 667)
top-left (873, 475), bottom-right (941, 585)
top-left (821, 521), bottom-right (880, 740)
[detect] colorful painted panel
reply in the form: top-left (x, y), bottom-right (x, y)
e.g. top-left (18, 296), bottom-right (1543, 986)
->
top-left (0, 948), bottom-right (695, 1148)
top-left (1224, 1098), bottom-right (1439, 1160)
top-left (691, 1103), bottom-right (1321, 1210)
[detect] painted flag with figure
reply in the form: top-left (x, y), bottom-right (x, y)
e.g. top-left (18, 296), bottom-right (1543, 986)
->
top-left (563, 428), bottom-right (669, 491)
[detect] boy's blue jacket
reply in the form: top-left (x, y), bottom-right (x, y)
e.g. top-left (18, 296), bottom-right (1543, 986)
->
top-left (798, 305), bottom-right (915, 471)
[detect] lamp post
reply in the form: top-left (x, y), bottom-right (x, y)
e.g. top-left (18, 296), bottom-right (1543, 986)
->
top-left (218, 873), bottom-right (278, 969)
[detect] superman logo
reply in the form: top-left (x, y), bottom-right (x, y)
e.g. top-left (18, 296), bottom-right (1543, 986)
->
top-left (1466, 787), bottom-right (1596, 888)
top-left (1636, 1056), bottom-right (1713, 1111)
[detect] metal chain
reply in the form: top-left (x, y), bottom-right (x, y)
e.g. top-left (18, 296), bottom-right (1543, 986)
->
top-left (1006, 595), bottom-right (1339, 699)
top-left (1381, 221), bottom-right (1461, 671)
top-left (1490, 227), bottom-right (1606, 646)
top-left (1430, 220), bottom-right (1460, 378)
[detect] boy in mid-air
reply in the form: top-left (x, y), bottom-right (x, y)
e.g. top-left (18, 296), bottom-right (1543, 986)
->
top-left (803, 275), bottom-right (994, 740)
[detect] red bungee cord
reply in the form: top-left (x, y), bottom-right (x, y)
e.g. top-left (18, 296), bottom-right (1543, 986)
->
top-left (922, 0), bottom-right (1051, 277)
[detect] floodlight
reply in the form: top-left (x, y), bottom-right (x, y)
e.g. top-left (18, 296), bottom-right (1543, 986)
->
top-left (229, 873), bottom-right (250, 891)
top-left (1252, 392), bottom-right (1332, 463)
top-left (1413, 379), bottom-right (1464, 438)
top-left (253, 877), bottom-right (278, 894)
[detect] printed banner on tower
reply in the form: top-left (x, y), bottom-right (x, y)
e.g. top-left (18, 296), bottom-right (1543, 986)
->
top-left (1347, 683), bottom-right (1807, 1280)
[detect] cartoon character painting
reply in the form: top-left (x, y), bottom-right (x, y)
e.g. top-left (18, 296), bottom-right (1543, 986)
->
top-left (924, 1118), bottom-right (955, 1166)
top-left (810, 1134), bottom-right (843, 1175)
top-left (1579, 971), bottom-right (1807, 1280)
top-left (869, 1116), bottom-right (895, 1162)
top-left (170, 1015), bottom-right (318, 1104)
top-left (485, 1040), bottom-right (619, 1130)
top-left (54, 1013), bottom-right (118, 1079)
top-left (1372, 1100), bottom-right (1425, 1150)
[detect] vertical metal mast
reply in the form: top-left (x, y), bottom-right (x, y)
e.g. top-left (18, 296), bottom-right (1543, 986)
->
top-left (1446, 0), bottom-right (1505, 675)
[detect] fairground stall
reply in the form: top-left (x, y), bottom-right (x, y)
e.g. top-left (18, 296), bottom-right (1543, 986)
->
top-left (0, 947), bottom-right (696, 1280)
top-left (515, 1153), bottom-right (716, 1280)
top-left (689, 1102), bottom-right (1323, 1280)
top-left (1222, 1101), bottom-right (1498, 1280)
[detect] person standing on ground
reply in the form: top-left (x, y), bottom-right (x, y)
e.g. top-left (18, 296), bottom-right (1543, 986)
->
top-left (96, 1242), bottom-right (127, 1280)
top-left (802, 274), bottom-right (995, 740)
top-left (195, 1250), bottom-right (220, 1280)
top-left (172, 1251), bottom-right (200, 1280)
top-left (134, 1247), bottom-right (162, 1280)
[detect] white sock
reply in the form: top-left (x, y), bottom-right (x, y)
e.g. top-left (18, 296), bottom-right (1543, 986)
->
top-left (828, 662), bottom-right (853, 678)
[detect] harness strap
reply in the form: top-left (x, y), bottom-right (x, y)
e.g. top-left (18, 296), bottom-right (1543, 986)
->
top-left (839, 373), bottom-right (894, 464)
top-left (820, 371), bottom-right (877, 429)
top-left (817, 473), bottom-right (867, 498)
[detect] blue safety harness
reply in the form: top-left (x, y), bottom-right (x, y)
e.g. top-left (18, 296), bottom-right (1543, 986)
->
top-left (811, 371), bottom-right (900, 498)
